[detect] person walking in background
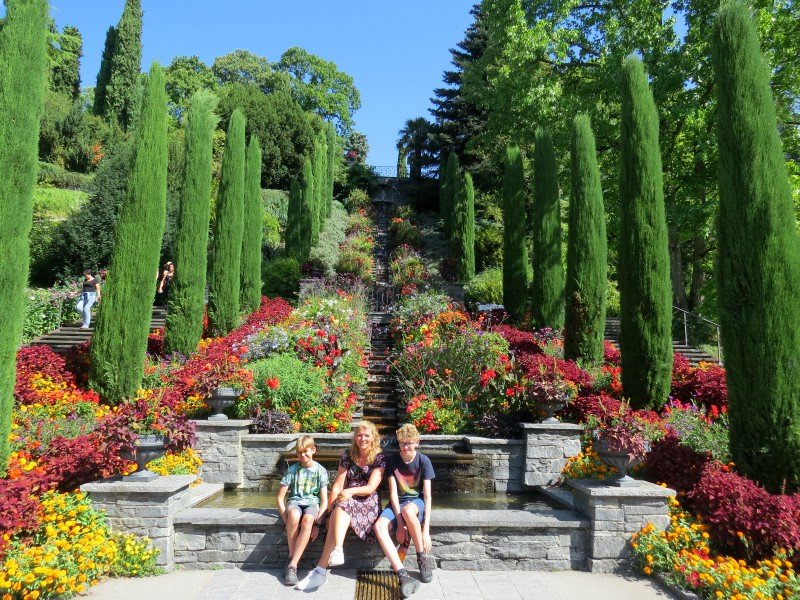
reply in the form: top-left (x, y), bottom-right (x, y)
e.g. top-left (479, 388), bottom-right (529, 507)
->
top-left (75, 268), bottom-right (101, 328)
top-left (157, 261), bottom-right (174, 306)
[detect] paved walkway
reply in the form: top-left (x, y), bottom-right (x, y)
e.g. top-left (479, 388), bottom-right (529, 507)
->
top-left (83, 569), bottom-right (674, 600)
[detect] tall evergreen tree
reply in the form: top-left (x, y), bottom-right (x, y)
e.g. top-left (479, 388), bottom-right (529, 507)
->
top-left (0, 0), bottom-right (49, 472)
top-left (89, 63), bottom-right (169, 403)
top-left (454, 171), bottom-right (476, 282)
top-left (325, 123), bottom-right (336, 218)
top-left (564, 115), bottom-right (607, 364)
top-left (299, 159), bottom-right (315, 259)
top-left (50, 24), bottom-right (82, 100)
top-left (713, 1), bottom-right (800, 492)
top-left (208, 109), bottom-right (246, 335)
top-left (531, 128), bottom-right (565, 329)
top-left (93, 26), bottom-right (116, 116)
top-left (102, 0), bottom-right (142, 130)
top-left (397, 146), bottom-right (408, 178)
top-left (502, 144), bottom-right (528, 318)
top-left (285, 179), bottom-right (302, 258)
top-left (165, 90), bottom-right (218, 356)
top-left (618, 56), bottom-right (673, 410)
top-left (443, 152), bottom-right (460, 238)
top-left (313, 132), bottom-right (327, 241)
top-left (241, 136), bottom-right (263, 313)
top-left (309, 138), bottom-right (321, 246)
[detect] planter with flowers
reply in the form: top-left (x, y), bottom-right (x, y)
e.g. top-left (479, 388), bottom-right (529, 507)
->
top-left (592, 417), bottom-right (650, 487)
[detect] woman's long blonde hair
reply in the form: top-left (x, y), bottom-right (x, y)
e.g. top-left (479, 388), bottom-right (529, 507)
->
top-left (349, 420), bottom-right (381, 464)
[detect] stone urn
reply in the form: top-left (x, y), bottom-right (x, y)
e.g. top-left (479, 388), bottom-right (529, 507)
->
top-left (121, 434), bottom-right (166, 482)
top-left (207, 387), bottom-right (239, 421)
top-left (539, 397), bottom-right (568, 424)
top-left (593, 433), bottom-right (650, 488)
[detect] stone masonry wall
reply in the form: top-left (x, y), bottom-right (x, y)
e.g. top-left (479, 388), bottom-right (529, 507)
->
top-left (523, 423), bottom-right (583, 486)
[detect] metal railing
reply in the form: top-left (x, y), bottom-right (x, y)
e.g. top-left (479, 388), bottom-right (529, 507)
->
top-left (369, 166), bottom-right (405, 178)
top-left (673, 305), bottom-right (722, 361)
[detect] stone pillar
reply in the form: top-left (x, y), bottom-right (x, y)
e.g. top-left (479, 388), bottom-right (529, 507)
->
top-left (80, 475), bottom-right (197, 571)
top-left (568, 479), bottom-right (674, 572)
top-left (522, 423), bottom-right (583, 486)
top-left (193, 420), bottom-right (250, 488)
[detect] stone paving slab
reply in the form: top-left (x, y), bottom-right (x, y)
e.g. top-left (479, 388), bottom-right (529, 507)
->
top-left (81, 568), bottom-right (673, 599)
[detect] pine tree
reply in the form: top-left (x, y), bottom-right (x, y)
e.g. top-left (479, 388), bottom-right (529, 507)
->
top-left (240, 136), bottom-right (263, 313)
top-left (453, 171), bottom-right (476, 282)
top-left (618, 56), bottom-right (673, 410)
top-left (564, 115), bottom-right (607, 364)
top-left (208, 109), bottom-right (246, 335)
top-left (102, 0), bottom-right (142, 130)
top-left (713, 1), bottom-right (800, 492)
top-left (51, 25), bottom-right (82, 100)
top-left (164, 90), bottom-right (218, 356)
top-left (89, 63), bottom-right (169, 403)
top-left (325, 124), bottom-right (336, 218)
top-left (502, 144), bottom-right (528, 318)
top-left (531, 128), bottom-right (565, 329)
top-left (0, 0), bottom-right (49, 472)
top-left (397, 146), bottom-right (408, 178)
top-left (93, 26), bottom-right (116, 116)
top-left (285, 180), bottom-right (302, 258)
top-left (444, 152), bottom-right (460, 238)
top-left (300, 158), bottom-right (314, 260)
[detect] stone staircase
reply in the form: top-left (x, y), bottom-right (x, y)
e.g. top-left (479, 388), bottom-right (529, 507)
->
top-left (29, 306), bottom-right (167, 353)
top-left (604, 317), bottom-right (721, 366)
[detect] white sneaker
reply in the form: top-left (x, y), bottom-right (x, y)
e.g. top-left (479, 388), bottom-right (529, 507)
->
top-left (295, 568), bottom-right (328, 591)
top-left (328, 546), bottom-right (345, 567)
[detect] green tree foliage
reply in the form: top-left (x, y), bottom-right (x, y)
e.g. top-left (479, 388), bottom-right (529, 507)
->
top-left (299, 158), bottom-right (314, 259)
top-left (48, 23), bottom-right (82, 100)
top-left (0, 0), bottom-right (49, 473)
top-left (212, 49), bottom-right (289, 94)
top-left (241, 136), bottom-right (263, 313)
top-left (99, 0), bottom-right (142, 131)
top-left (618, 57), bottom-right (673, 410)
top-left (564, 115), bottom-right (607, 364)
top-left (397, 117), bottom-right (437, 181)
top-left (454, 171), bottom-right (476, 282)
top-left (89, 63), bottom-right (168, 403)
top-left (309, 134), bottom-right (322, 246)
top-left (443, 152), bottom-right (460, 237)
top-left (165, 55), bottom-right (216, 120)
top-left (285, 179), bottom-right (302, 258)
top-left (397, 146), bottom-right (408, 178)
top-left (712, 1), bottom-right (800, 493)
top-left (217, 84), bottom-right (314, 189)
top-left (502, 144), bottom-right (528, 318)
top-left (345, 131), bottom-right (368, 164)
top-left (325, 123), bottom-right (337, 218)
top-left (93, 26), bottom-right (116, 117)
top-left (208, 109), bottom-right (246, 335)
top-left (277, 47), bottom-right (361, 135)
top-left (164, 90), bottom-right (218, 356)
top-left (313, 130), bottom-right (328, 245)
top-left (531, 127), bottom-right (564, 329)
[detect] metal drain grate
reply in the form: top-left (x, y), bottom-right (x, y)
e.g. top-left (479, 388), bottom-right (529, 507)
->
top-left (354, 570), bottom-right (400, 600)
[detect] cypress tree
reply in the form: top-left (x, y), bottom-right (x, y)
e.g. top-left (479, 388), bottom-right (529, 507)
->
top-left (0, 0), bottom-right (49, 472)
top-left (316, 134), bottom-right (328, 233)
top-left (299, 158), bottom-right (314, 260)
top-left (502, 145), bottom-right (529, 319)
top-left (618, 56), bottom-right (673, 410)
top-left (397, 146), bottom-right (408, 178)
top-left (444, 152), bottom-right (460, 238)
top-left (285, 179), bottom-right (302, 258)
top-left (89, 63), bottom-right (169, 402)
top-left (564, 115), bottom-right (607, 364)
top-left (325, 124), bottom-right (336, 218)
top-left (531, 128), bottom-right (565, 329)
top-left (240, 136), bottom-right (263, 313)
top-left (453, 171), bottom-right (476, 282)
top-left (164, 90), bottom-right (218, 356)
top-left (103, 0), bottom-right (142, 130)
top-left (208, 109), bottom-right (246, 335)
top-left (51, 25), bottom-right (83, 100)
top-left (439, 156), bottom-right (448, 227)
top-left (93, 26), bottom-right (116, 116)
top-left (309, 141), bottom-right (321, 246)
top-left (713, 1), bottom-right (800, 492)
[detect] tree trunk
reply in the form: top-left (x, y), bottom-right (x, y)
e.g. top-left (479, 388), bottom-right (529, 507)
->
top-left (668, 224), bottom-right (687, 309)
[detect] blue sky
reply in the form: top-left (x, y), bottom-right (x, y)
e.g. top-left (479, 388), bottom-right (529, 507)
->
top-left (46, 0), bottom-right (477, 167)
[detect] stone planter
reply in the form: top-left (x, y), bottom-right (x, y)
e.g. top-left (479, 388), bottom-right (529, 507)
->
top-left (207, 387), bottom-right (239, 421)
top-left (593, 436), bottom-right (648, 488)
top-left (539, 397), bottom-right (568, 424)
top-left (122, 434), bottom-right (166, 482)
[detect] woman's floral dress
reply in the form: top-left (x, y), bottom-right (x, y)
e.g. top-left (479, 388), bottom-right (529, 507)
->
top-left (336, 450), bottom-right (386, 542)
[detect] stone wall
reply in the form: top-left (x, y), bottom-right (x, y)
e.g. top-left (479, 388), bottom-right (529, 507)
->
top-left (173, 507), bottom-right (588, 571)
top-left (522, 423), bottom-right (583, 487)
top-left (194, 421), bottom-right (250, 487)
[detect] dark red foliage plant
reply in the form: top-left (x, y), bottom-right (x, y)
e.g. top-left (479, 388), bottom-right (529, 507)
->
top-left (493, 325), bottom-right (544, 358)
top-left (645, 432), bottom-right (712, 495)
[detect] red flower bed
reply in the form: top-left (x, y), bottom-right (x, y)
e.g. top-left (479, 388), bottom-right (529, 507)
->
top-left (646, 432), bottom-right (712, 494)
top-left (671, 354), bottom-right (727, 411)
top-left (517, 353), bottom-right (595, 393)
top-left (493, 325), bottom-right (543, 358)
top-left (14, 346), bottom-right (76, 404)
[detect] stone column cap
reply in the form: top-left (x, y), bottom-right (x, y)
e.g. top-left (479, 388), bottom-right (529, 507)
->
top-left (80, 474), bottom-right (197, 494)
top-left (521, 422), bottom-right (584, 432)
top-left (567, 479), bottom-right (676, 498)
top-left (192, 420), bottom-right (252, 431)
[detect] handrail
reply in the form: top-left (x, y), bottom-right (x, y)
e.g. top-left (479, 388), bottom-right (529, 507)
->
top-left (672, 305), bottom-right (719, 328)
top-left (672, 305), bottom-right (722, 361)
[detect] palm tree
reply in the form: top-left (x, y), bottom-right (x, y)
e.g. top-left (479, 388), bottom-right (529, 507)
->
top-left (397, 117), bottom-right (435, 180)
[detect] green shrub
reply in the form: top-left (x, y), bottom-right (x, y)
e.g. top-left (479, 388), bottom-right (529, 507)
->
top-left (237, 353), bottom-right (325, 419)
top-left (22, 285), bottom-right (75, 343)
top-left (344, 188), bottom-right (369, 212)
top-left (390, 217), bottom-right (421, 248)
top-left (475, 222), bottom-right (503, 271)
top-left (336, 248), bottom-right (374, 283)
top-left (37, 161), bottom-right (94, 191)
top-left (464, 267), bottom-right (503, 306)
top-left (309, 201), bottom-right (347, 276)
top-left (262, 188), bottom-right (288, 227)
top-left (606, 280), bottom-right (621, 317)
top-left (342, 162), bottom-right (377, 196)
top-left (33, 187), bottom-right (88, 217)
top-left (262, 257), bottom-right (301, 299)
top-left (262, 212), bottom-right (281, 255)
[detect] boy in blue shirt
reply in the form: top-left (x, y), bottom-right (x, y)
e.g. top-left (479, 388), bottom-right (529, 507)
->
top-left (277, 435), bottom-right (329, 586)
top-left (374, 424), bottom-right (436, 598)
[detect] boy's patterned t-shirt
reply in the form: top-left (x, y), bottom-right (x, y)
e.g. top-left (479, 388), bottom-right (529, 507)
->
top-left (388, 452), bottom-right (435, 502)
top-left (281, 461), bottom-right (329, 506)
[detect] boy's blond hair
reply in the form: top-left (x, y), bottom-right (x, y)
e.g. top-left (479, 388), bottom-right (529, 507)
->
top-left (295, 435), bottom-right (316, 452)
top-left (396, 423), bottom-right (420, 442)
